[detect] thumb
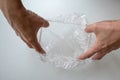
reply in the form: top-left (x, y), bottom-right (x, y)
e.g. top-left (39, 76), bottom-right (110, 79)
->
top-left (42, 20), bottom-right (49, 27)
top-left (35, 17), bottom-right (49, 28)
top-left (85, 24), bottom-right (96, 33)
top-left (37, 18), bottom-right (49, 28)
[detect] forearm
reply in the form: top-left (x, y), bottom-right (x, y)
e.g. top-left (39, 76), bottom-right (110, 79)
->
top-left (0, 0), bottom-right (25, 11)
top-left (0, 0), bottom-right (26, 25)
top-left (0, 0), bottom-right (3, 9)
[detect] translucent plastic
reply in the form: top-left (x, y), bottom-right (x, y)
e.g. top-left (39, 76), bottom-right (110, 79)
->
top-left (38, 13), bottom-right (94, 70)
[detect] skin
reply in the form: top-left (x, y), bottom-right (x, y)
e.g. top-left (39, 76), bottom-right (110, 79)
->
top-left (0, 0), bottom-right (120, 60)
top-left (0, 0), bottom-right (49, 54)
top-left (78, 20), bottom-right (120, 60)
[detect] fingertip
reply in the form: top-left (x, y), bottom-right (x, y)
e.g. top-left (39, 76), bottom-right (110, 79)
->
top-left (37, 49), bottom-right (46, 54)
top-left (35, 45), bottom-right (46, 54)
top-left (40, 48), bottom-right (46, 54)
top-left (85, 24), bottom-right (96, 33)
top-left (77, 54), bottom-right (89, 60)
top-left (85, 26), bottom-right (91, 33)
top-left (31, 40), bottom-right (46, 54)
top-left (42, 20), bottom-right (49, 27)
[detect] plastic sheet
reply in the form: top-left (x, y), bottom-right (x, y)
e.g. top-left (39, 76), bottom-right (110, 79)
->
top-left (38, 13), bottom-right (94, 70)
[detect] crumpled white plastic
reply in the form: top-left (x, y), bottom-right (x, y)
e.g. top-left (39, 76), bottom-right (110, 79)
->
top-left (38, 13), bottom-right (94, 70)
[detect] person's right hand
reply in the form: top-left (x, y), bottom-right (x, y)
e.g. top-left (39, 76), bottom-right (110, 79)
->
top-left (78, 20), bottom-right (120, 60)
top-left (1, 1), bottom-right (49, 54)
top-left (9, 10), bottom-right (49, 54)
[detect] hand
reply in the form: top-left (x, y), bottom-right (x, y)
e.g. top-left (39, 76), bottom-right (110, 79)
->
top-left (78, 20), bottom-right (120, 60)
top-left (0, 0), bottom-right (49, 54)
top-left (10, 10), bottom-right (49, 54)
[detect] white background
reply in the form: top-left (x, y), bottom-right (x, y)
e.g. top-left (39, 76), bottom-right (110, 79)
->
top-left (0, 0), bottom-right (120, 80)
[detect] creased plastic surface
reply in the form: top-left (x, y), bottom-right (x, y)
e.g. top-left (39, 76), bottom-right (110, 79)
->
top-left (39, 13), bottom-right (94, 70)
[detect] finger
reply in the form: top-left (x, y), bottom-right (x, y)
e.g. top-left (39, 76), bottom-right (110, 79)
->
top-left (33, 41), bottom-right (46, 54)
top-left (19, 34), bottom-right (33, 48)
top-left (34, 14), bottom-right (49, 28)
top-left (85, 23), bottom-right (96, 33)
top-left (92, 45), bottom-right (117, 60)
top-left (92, 52), bottom-right (108, 60)
top-left (92, 48), bottom-right (112, 60)
top-left (30, 38), bottom-right (46, 54)
top-left (92, 47), bottom-right (109, 60)
top-left (42, 20), bottom-right (49, 27)
top-left (22, 39), bottom-right (33, 48)
top-left (112, 41), bottom-right (120, 51)
top-left (28, 10), bottom-right (49, 28)
top-left (26, 43), bottom-right (33, 48)
top-left (15, 32), bottom-right (19, 36)
top-left (92, 49), bottom-right (108, 60)
top-left (78, 41), bottom-right (102, 60)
